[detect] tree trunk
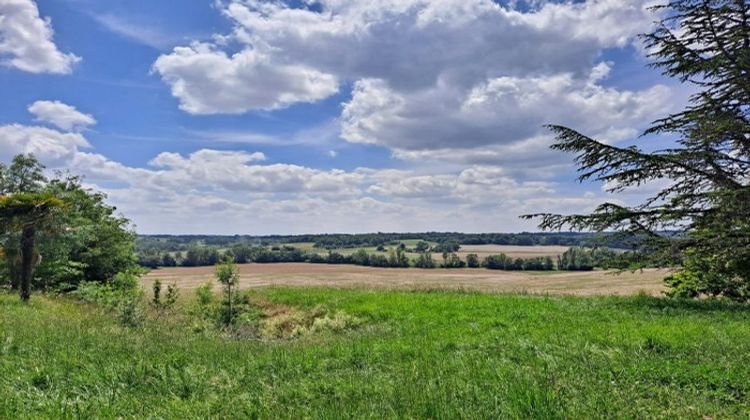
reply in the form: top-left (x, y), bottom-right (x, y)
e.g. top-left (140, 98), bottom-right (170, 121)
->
top-left (19, 225), bottom-right (36, 302)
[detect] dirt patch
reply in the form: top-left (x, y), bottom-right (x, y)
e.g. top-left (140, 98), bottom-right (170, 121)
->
top-left (144, 263), bottom-right (670, 297)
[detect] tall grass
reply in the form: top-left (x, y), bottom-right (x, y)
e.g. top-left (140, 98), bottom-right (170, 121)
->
top-left (0, 289), bottom-right (748, 418)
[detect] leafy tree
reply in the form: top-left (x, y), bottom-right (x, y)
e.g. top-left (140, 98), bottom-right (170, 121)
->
top-left (432, 240), bottom-right (460, 253)
top-left (414, 252), bottom-right (435, 268)
top-left (524, 1), bottom-right (750, 301)
top-left (441, 252), bottom-right (465, 268)
top-left (387, 247), bottom-right (410, 268)
top-left (1, 155), bottom-right (137, 295)
top-left (414, 241), bottom-right (430, 252)
top-left (466, 253), bottom-right (480, 268)
top-left (350, 249), bottom-right (370, 266)
top-left (483, 253), bottom-right (514, 270)
top-left (0, 194), bottom-right (63, 300)
top-left (40, 176), bottom-right (136, 286)
top-left (0, 154), bottom-right (46, 194)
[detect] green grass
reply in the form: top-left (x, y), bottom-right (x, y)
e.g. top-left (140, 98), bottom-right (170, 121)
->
top-left (1, 289), bottom-right (749, 418)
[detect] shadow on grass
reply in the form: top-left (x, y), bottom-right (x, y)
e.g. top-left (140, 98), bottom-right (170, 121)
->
top-left (612, 294), bottom-right (750, 314)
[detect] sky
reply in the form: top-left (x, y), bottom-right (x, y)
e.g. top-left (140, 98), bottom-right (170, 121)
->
top-left (0, 0), bottom-right (687, 234)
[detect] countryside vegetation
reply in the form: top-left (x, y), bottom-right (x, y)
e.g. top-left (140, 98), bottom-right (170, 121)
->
top-left (1, 0), bottom-right (749, 417)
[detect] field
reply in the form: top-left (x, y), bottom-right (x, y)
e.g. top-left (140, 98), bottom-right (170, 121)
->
top-left (288, 243), bottom-right (570, 261)
top-left (1, 289), bottom-right (748, 418)
top-left (144, 263), bottom-right (668, 296)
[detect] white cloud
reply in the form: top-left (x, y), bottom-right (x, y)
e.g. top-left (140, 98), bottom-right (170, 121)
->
top-left (0, 123), bottom-right (89, 164)
top-left (368, 166), bottom-right (556, 205)
top-left (155, 0), bottom-right (657, 108)
top-left (0, 96), bottom-right (643, 234)
top-left (152, 0), bottom-right (673, 172)
top-left (91, 14), bottom-right (177, 50)
top-left (342, 66), bottom-right (673, 167)
top-left (0, 0), bottom-right (79, 74)
top-left (152, 42), bottom-right (338, 114)
top-left (28, 100), bottom-right (96, 131)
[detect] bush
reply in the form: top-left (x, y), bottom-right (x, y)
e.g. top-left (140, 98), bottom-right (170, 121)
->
top-left (664, 252), bottom-right (750, 302)
top-left (440, 252), bottom-right (465, 268)
top-left (466, 253), bottom-right (480, 268)
top-left (431, 241), bottom-right (460, 253)
top-left (151, 278), bottom-right (179, 312)
top-left (71, 271), bottom-right (144, 327)
top-left (414, 252), bottom-right (435, 269)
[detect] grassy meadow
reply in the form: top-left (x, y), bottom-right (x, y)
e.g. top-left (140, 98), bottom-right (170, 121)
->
top-left (1, 288), bottom-right (749, 418)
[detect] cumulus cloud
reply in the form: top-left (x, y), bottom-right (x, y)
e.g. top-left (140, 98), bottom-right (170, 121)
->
top-left (342, 65), bottom-right (673, 166)
top-left (152, 42), bottom-right (338, 114)
top-left (0, 0), bottom-right (80, 73)
top-left (0, 98), bottom-right (634, 234)
top-left (369, 166), bottom-right (556, 206)
top-left (28, 100), bottom-right (96, 131)
top-left (0, 124), bottom-right (89, 164)
top-left (152, 0), bottom-right (673, 172)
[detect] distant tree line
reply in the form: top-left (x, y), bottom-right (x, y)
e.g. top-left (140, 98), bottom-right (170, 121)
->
top-left (137, 231), bottom-right (649, 256)
top-left (138, 244), bottom-right (637, 272)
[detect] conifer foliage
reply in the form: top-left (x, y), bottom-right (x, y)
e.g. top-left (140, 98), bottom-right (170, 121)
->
top-left (525, 0), bottom-right (750, 301)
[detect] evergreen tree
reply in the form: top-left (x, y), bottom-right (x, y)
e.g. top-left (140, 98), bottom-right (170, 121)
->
top-left (525, 0), bottom-right (750, 301)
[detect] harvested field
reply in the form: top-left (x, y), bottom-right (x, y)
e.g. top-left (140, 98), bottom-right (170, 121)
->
top-left (453, 244), bottom-right (570, 259)
top-left (143, 263), bottom-right (669, 296)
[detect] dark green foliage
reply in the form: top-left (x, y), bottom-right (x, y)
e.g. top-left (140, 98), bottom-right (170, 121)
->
top-left (136, 231), bottom-right (632, 255)
top-left (482, 254), bottom-right (555, 271)
top-left (414, 241), bottom-right (430, 252)
top-left (431, 240), bottom-right (460, 253)
top-left (0, 155), bottom-right (137, 299)
top-left (483, 254), bottom-right (515, 270)
top-left (368, 253), bottom-right (389, 267)
top-left (0, 154), bottom-right (46, 194)
top-left (413, 252), bottom-right (435, 269)
top-left (558, 247), bottom-right (594, 271)
top-left (387, 247), bottom-right (410, 268)
top-left (349, 249), bottom-right (370, 266)
top-left (440, 252), bottom-right (465, 268)
top-left (524, 1), bottom-right (750, 301)
top-left (465, 253), bottom-right (480, 268)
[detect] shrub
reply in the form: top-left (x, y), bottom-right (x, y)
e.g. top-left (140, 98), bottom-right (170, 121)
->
top-left (151, 278), bottom-right (179, 312)
top-left (414, 252), bottom-right (435, 269)
top-left (71, 271), bottom-right (144, 327)
top-left (441, 252), bottom-right (465, 268)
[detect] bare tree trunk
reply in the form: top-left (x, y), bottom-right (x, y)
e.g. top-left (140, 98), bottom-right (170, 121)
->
top-left (19, 225), bottom-right (36, 302)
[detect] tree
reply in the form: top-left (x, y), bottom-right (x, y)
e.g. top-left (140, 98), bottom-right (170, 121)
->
top-left (414, 241), bottom-right (430, 252)
top-left (0, 154), bottom-right (46, 194)
top-left (466, 253), bottom-right (480, 268)
top-left (414, 252), bottom-right (435, 268)
top-left (441, 252), bottom-right (465, 268)
top-left (215, 256), bottom-right (240, 325)
top-left (524, 1), bottom-right (750, 301)
top-left (39, 176), bottom-right (136, 286)
top-left (1, 155), bottom-right (137, 295)
top-left (0, 194), bottom-right (63, 300)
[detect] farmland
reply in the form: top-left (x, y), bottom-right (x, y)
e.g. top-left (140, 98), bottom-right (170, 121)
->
top-left (299, 243), bottom-right (572, 261)
top-left (144, 262), bottom-right (668, 296)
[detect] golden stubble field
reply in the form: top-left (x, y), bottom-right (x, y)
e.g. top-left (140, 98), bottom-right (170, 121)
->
top-left (144, 263), bottom-right (670, 297)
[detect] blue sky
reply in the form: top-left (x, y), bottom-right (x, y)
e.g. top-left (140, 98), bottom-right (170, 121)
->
top-left (0, 0), bottom-right (684, 234)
